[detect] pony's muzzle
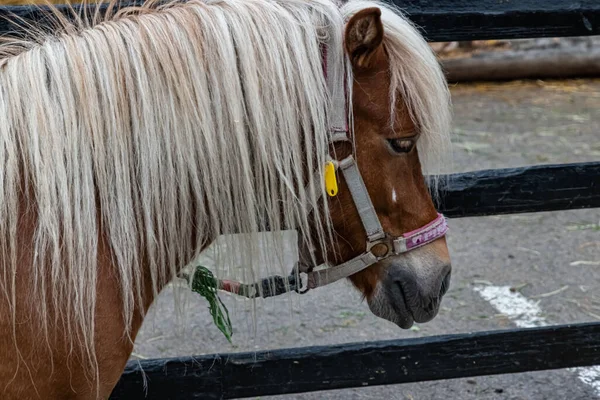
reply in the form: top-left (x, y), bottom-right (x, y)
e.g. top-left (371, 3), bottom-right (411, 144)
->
top-left (388, 262), bottom-right (451, 323)
top-left (368, 245), bottom-right (452, 328)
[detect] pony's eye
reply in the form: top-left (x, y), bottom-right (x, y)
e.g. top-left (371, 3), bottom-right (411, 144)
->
top-left (387, 138), bottom-right (414, 154)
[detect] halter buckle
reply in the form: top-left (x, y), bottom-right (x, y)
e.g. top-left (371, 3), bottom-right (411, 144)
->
top-left (292, 262), bottom-right (313, 294)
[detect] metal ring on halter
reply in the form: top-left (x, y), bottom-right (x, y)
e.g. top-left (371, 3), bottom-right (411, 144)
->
top-left (366, 237), bottom-right (394, 260)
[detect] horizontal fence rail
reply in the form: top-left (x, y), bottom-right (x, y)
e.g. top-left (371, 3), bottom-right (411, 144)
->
top-left (437, 161), bottom-right (600, 218)
top-left (402, 0), bottom-right (600, 41)
top-left (0, 0), bottom-right (599, 41)
top-left (111, 322), bottom-right (600, 399)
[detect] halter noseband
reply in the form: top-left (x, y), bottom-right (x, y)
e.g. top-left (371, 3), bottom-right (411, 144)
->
top-left (213, 25), bottom-right (448, 299)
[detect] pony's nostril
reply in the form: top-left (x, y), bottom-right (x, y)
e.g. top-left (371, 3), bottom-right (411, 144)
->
top-left (439, 269), bottom-right (451, 298)
top-left (423, 298), bottom-right (437, 313)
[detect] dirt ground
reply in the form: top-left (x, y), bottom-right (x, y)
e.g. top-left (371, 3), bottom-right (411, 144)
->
top-left (132, 80), bottom-right (600, 400)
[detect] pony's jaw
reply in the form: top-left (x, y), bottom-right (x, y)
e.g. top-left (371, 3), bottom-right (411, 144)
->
top-left (366, 245), bottom-right (451, 328)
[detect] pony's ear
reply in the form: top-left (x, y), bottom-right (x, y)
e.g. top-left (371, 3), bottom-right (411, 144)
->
top-left (344, 8), bottom-right (384, 70)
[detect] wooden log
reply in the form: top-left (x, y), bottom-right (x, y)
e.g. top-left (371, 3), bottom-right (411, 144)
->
top-left (110, 322), bottom-right (600, 399)
top-left (0, 0), bottom-right (599, 41)
top-left (442, 48), bottom-right (600, 82)
top-left (436, 162), bottom-right (600, 218)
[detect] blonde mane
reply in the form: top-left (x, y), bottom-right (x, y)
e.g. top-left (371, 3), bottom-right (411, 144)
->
top-left (0, 0), bottom-right (450, 376)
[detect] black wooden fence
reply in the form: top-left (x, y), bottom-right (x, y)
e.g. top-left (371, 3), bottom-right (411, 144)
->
top-left (1, 1), bottom-right (598, 399)
top-left (113, 322), bottom-right (600, 399)
top-left (109, 162), bottom-right (600, 399)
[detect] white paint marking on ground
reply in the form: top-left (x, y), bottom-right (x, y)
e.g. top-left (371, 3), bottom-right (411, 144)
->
top-left (474, 285), bottom-right (545, 328)
top-left (579, 367), bottom-right (600, 395)
top-left (474, 285), bottom-right (600, 397)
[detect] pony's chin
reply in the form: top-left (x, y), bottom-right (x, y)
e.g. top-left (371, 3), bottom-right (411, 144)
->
top-left (367, 285), bottom-right (415, 329)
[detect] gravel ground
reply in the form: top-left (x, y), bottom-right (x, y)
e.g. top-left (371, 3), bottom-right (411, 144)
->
top-left (132, 79), bottom-right (600, 400)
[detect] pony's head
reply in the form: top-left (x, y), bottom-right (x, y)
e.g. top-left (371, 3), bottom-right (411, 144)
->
top-left (319, 5), bottom-right (452, 328)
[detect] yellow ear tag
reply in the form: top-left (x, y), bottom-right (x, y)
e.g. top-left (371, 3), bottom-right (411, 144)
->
top-left (324, 161), bottom-right (338, 197)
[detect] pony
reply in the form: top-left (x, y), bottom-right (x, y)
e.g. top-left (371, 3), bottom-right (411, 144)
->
top-left (0, 0), bottom-right (452, 397)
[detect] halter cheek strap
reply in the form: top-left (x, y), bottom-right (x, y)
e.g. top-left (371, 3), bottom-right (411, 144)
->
top-left (338, 156), bottom-right (385, 242)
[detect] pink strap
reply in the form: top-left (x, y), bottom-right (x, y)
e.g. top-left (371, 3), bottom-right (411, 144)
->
top-left (394, 214), bottom-right (448, 253)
